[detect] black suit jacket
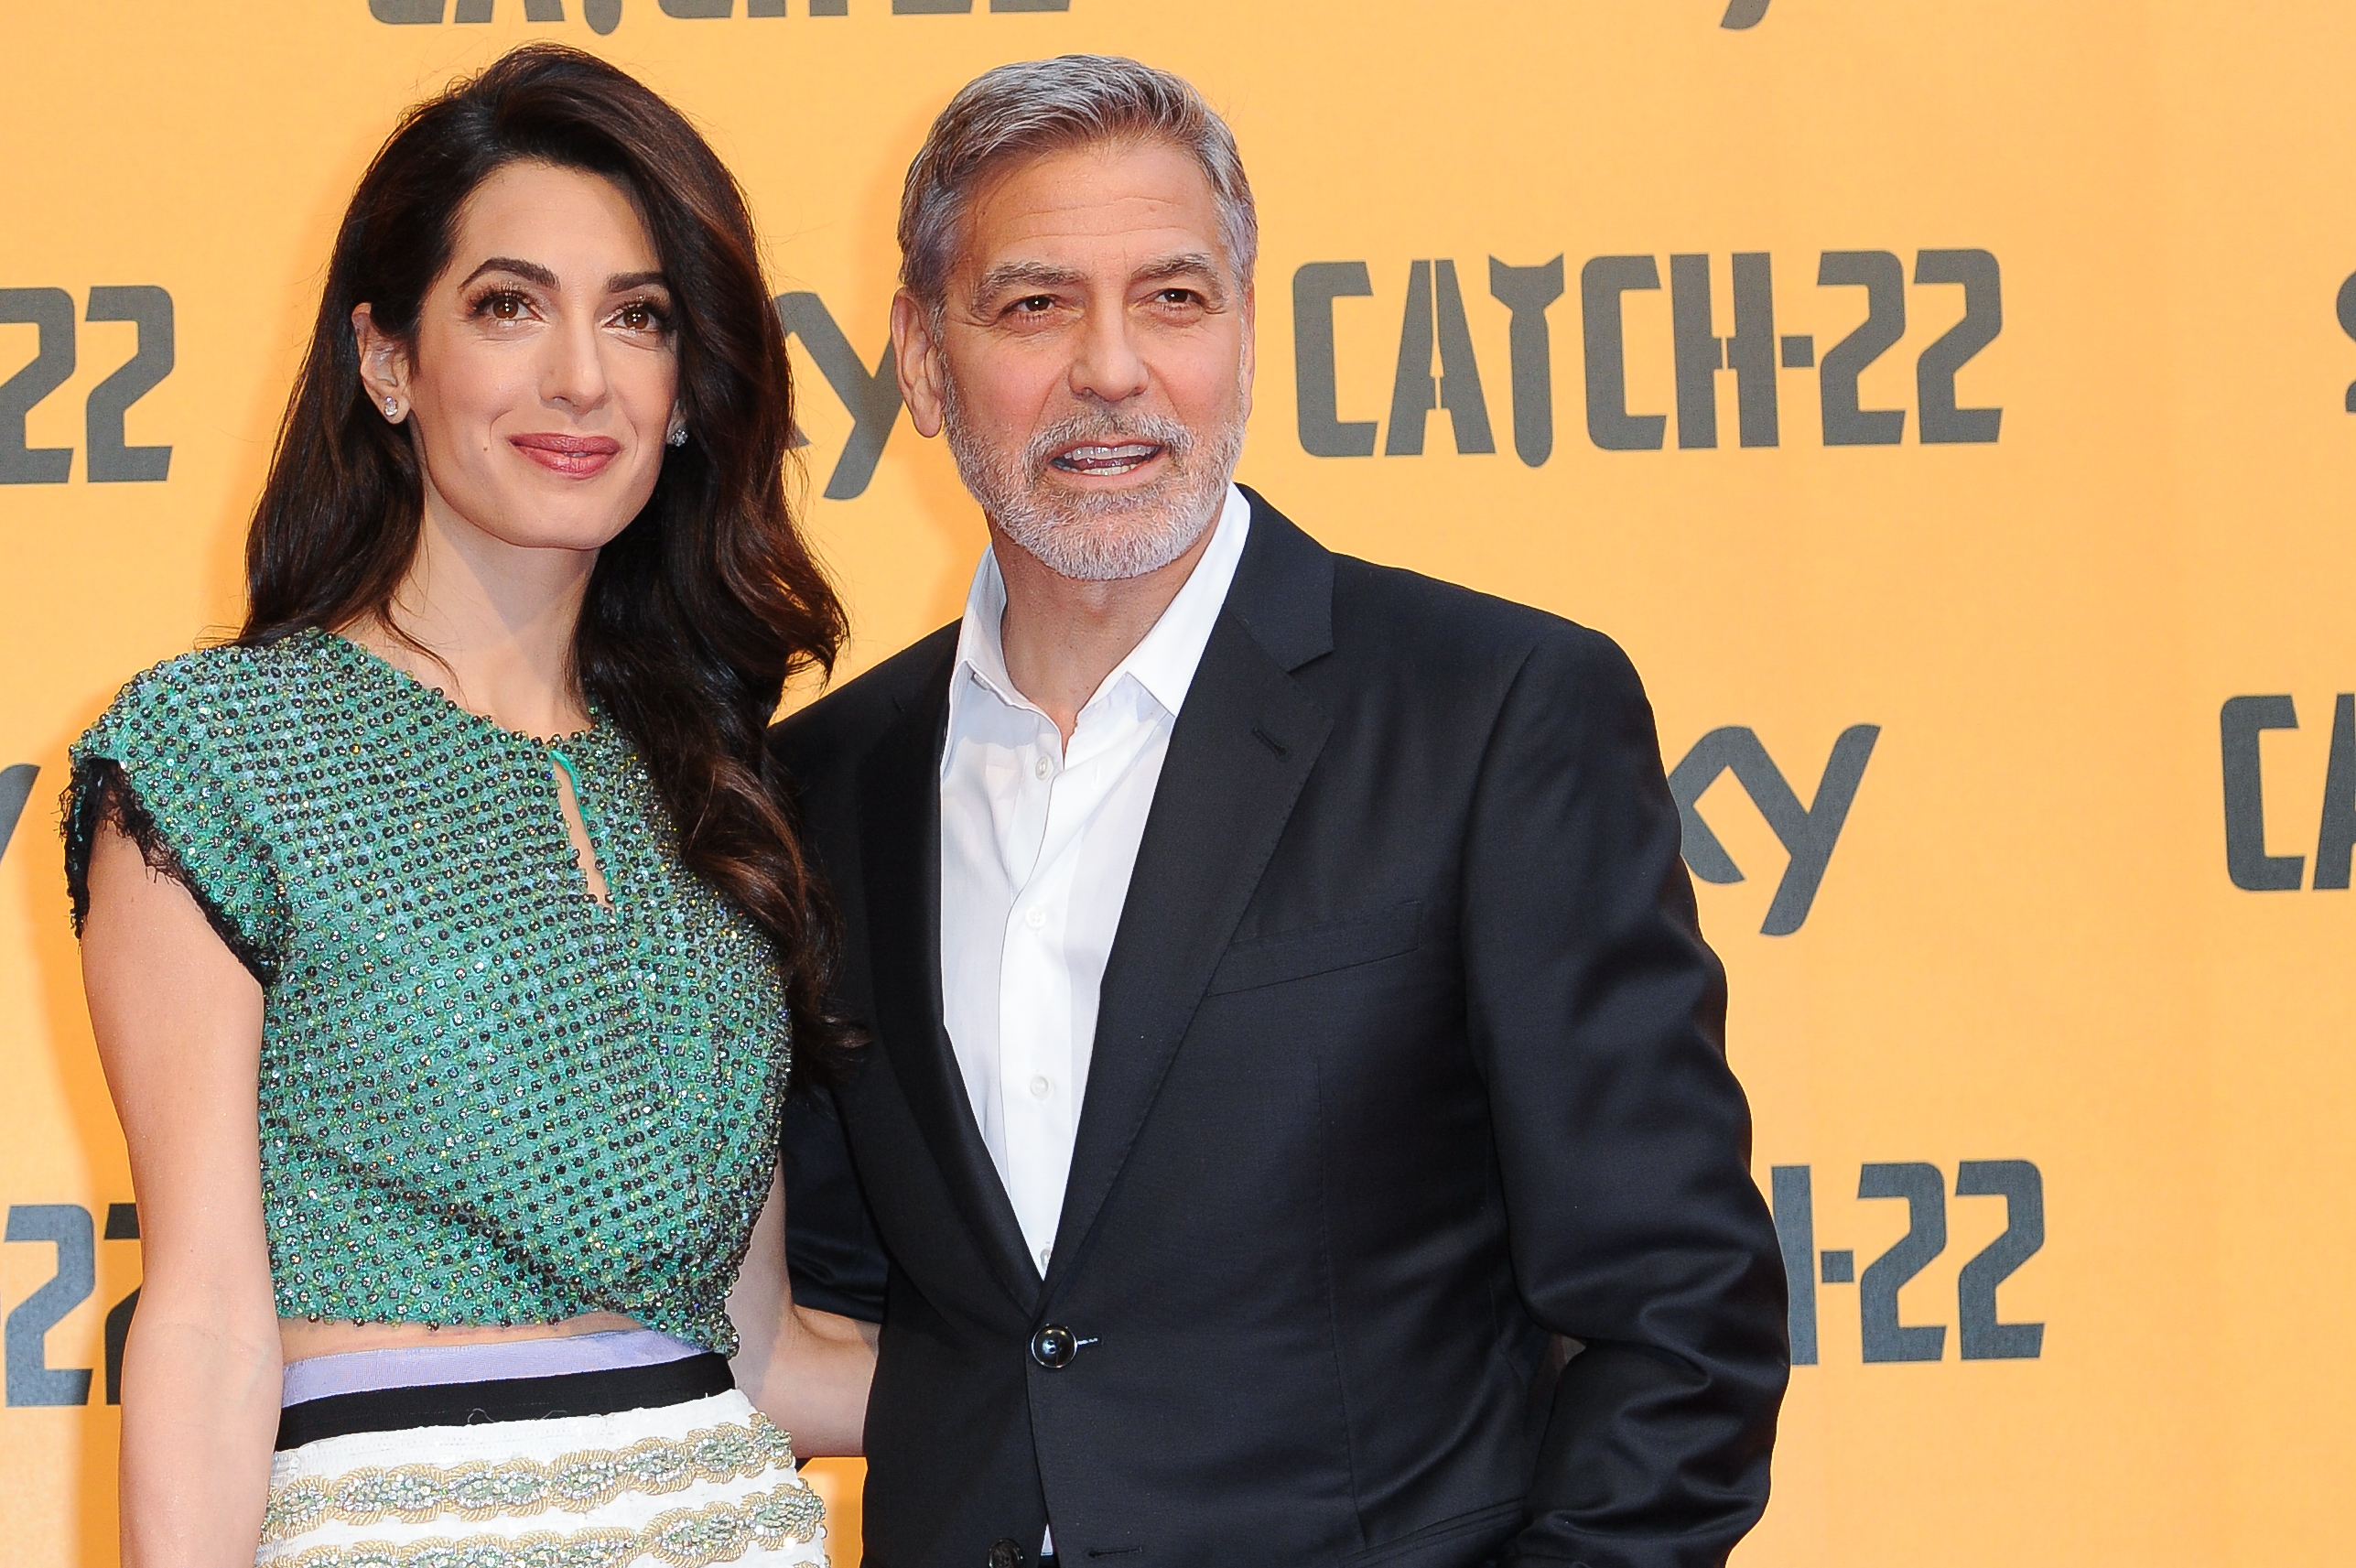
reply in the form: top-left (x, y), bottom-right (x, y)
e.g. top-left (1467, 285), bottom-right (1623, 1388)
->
top-left (769, 488), bottom-right (1787, 1568)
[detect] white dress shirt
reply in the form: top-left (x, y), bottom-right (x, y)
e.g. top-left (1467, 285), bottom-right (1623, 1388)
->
top-left (938, 484), bottom-right (1252, 1277)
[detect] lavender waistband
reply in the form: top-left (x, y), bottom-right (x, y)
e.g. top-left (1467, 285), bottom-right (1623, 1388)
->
top-left (280, 1328), bottom-right (708, 1408)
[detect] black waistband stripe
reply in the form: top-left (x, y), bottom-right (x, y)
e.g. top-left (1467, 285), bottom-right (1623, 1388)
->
top-left (274, 1352), bottom-right (735, 1451)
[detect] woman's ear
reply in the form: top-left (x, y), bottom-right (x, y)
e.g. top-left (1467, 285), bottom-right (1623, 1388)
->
top-left (351, 304), bottom-right (413, 423)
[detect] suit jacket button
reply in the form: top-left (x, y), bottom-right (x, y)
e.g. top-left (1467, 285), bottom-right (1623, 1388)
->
top-left (987, 1540), bottom-right (1028, 1568)
top-left (1029, 1324), bottom-right (1078, 1369)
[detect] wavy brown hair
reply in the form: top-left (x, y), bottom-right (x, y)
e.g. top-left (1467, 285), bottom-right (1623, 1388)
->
top-left (243, 44), bottom-right (851, 1072)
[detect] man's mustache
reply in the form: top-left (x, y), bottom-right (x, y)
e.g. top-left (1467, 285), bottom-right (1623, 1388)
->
top-left (1023, 413), bottom-right (1196, 478)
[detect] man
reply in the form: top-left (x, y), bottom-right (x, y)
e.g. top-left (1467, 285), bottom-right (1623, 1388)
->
top-left (772, 56), bottom-right (1787, 1568)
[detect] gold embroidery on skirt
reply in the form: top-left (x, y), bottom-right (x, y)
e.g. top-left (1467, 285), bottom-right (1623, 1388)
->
top-left (268, 1476), bottom-right (827, 1568)
top-left (263, 1417), bottom-right (799, 1543)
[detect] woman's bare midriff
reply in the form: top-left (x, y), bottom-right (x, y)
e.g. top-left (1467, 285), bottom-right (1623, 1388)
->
top-left (280, 1311), bottom-right (645, 1366)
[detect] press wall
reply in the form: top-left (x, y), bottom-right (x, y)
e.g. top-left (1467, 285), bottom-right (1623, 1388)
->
top-left (3, 5), bottom-right (2351, 1563)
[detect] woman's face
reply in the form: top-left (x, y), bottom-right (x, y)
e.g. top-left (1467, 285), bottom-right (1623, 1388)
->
top-left (356, 160), bottom-right (680, 557)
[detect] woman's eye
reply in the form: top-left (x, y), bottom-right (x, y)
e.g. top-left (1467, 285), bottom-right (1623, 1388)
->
top-left (475, 290), bottom-right (529, 321)
top-left (616, 301), bottom-right (667, 332)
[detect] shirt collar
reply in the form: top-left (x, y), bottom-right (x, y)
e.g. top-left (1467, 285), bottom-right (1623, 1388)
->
top-left (946, 483), bottom-right (1253, 764)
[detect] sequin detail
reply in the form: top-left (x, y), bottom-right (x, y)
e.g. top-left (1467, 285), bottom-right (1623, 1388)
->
top-left (268, 1478), bottom-right (827, 1568)
top-left (64, 631), bottom-right (790, 1353)
top-left (262, 1417), bottom-right (797, 1541)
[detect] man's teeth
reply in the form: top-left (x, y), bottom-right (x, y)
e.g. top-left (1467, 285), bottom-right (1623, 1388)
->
top-left (1053, 443), bottom-right (1161, 474)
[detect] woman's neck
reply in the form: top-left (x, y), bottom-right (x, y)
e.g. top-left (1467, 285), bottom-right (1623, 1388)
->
top-left (349, 503), bottom-right (602, 741)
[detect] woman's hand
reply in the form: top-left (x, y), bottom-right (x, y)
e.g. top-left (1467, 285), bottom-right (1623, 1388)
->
top-left (727, 1169), bottom-right (880, 1458)
top-left (81, 822), bottom-right (281, 1568)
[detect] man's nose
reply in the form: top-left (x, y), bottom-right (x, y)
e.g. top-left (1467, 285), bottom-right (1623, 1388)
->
top-left (540, 315), bottom-right (611, 415)
top-left (1067, 308), bottom-right (1148, 406)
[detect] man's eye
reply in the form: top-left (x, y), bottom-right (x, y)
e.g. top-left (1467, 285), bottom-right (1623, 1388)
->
top-left (1014, 295), bottom-right (1055, 313)
top-left (1159, 288), bottom-right (1199, 306)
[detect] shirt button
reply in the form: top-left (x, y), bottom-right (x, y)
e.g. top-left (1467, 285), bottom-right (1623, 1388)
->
top-left (1025, 906), bottom-right (1046, 930)
top-left (1034, 755), bottom-right (1052, 780)
top-left (1029, 1075), bottom-right (1052, 1100)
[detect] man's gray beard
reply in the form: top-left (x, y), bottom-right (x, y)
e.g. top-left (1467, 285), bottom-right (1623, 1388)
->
top-left (944, 379), bottom-right (1246, 583)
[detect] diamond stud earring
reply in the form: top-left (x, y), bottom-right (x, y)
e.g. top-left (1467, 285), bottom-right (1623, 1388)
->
top-left (665, 426), bottom-right (688, 448)
top-left (383, 396), bottom-right (401, 420)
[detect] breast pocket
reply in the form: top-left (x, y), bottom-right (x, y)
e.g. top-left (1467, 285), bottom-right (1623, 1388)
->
top-left (1205, 900), bottom-right (1424, 996)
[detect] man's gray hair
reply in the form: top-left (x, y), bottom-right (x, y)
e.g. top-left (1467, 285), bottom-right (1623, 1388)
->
top-left (898, 55), bottom-right (1259, 311)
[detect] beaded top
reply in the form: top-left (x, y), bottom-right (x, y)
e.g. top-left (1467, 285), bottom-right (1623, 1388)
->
top-left (64, 630), bottom-right (789, 1353)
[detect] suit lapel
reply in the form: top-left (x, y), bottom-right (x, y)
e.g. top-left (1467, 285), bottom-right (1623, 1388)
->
top-left (858, 648), bottom-right (1042, 1316)
top-left (1046, 500), bottom-right (1336, 1293)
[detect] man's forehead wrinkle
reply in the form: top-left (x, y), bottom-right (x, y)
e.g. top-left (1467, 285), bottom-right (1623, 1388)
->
top-left (962, 160), bottom-right (1218, 250)
top-left (980, 140), bottom-right (1206, 215)
top-left (948, 142), bottom-right (1236, 312)
top-left (984, 200), bottom-right (1206, 252)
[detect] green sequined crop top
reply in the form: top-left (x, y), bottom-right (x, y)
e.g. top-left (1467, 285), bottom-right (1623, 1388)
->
top-left (64, 630), bottom-right (790, 1353)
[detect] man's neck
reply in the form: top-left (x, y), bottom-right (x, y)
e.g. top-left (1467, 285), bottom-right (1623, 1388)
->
top-left (992, 514), bottom-right (1220, 746)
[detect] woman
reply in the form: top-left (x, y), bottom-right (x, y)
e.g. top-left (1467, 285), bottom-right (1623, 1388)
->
top-left (66, 45), bottom-right (874, 1567)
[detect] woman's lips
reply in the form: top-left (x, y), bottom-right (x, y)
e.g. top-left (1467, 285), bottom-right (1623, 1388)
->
top-left (510, 431), bottom-right (623, 477)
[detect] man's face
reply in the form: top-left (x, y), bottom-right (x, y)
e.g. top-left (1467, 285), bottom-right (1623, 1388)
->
top-left (895, 136), bottom-right (1255, 581)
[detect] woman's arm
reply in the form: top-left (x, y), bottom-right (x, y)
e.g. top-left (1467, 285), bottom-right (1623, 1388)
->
top-left (727, 1169), bottom-right (879, 1457)
top-left (81, 822), bottom-right (282, 1568)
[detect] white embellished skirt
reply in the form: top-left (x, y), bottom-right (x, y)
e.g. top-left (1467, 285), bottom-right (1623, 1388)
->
top-left (256, 1343), bottom-right (828, 1568)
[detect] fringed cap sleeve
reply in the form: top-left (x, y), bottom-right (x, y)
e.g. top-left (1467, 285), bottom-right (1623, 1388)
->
top-left (66, 647), bottom-right (290, 985)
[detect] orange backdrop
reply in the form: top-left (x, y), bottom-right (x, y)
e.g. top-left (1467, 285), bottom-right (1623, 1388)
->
top-left (4, 4), bottom-right (2353, 1563)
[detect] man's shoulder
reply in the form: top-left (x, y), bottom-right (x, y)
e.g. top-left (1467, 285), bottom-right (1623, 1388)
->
top-left (1302, 545), bottom-right (1657, 774)
top-left (768, 622), bottom-right (958, 783)
top-left (1242, 484), bottom-right (1619, 676)
top-left (1323, 547), bottom-right (1628, 685)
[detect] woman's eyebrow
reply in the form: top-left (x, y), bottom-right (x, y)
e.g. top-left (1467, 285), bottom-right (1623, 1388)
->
top-left (454, 259), bottom-right (668, 295)
top-left (459, 256), bottom-right (557, 289)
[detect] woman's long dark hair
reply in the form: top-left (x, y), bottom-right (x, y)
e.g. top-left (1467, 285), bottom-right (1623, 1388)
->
top-left (244, 44), bottom-right (852, 1073)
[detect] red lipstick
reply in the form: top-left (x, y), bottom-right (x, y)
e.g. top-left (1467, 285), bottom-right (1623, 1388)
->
top-left (510, 431), bottom-right (623, 478)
